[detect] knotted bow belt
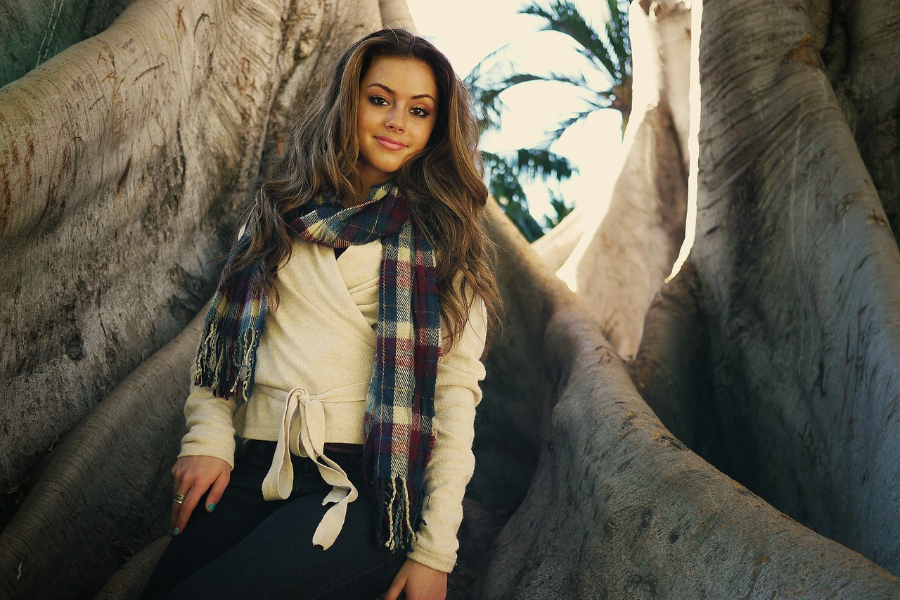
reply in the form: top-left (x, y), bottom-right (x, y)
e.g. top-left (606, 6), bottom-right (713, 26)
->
top-left (261, 387), bottom-right (359, 549)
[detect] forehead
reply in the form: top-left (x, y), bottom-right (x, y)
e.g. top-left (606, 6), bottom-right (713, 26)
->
top-left (361, 56), bottom-right (438, 100)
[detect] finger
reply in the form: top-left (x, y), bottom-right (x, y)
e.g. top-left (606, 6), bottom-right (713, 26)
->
top-left (169, 471), bottom-right (187, 530)
top-left (383, 574), bottom-right (406, 600)
top-left (204, 470), bottom-right (230, 512)
top-left (173, 478), bottom-right (209, 534)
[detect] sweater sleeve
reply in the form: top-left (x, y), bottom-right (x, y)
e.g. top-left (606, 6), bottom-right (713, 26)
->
top-left (406, 299), bottom-right (488, 573)
top-left (178, 385), bottom-right (239, 469)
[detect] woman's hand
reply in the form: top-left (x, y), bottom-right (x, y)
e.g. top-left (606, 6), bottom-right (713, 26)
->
top-left (169, 455), bottom-right (231, 534)
top-left (383, 558), bottom-right (447, 600)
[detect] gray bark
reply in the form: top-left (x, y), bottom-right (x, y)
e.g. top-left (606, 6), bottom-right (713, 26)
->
top-left (670, 0), bottom-right (900, 573)
top-left (0, 0), bottom-right (134, 88)
top-left (5, 0), bottom-right (900, 597)
top-left (0, 4), bottom-right (413, 597)
top-left (0, 308), bottom-right (202, 599)
top-left (552, 0), bottom-right (690, 357)
top-left (478, 200), bottom-right (900, 599)
top-left (811, 0), bottom-right (900, 247)
top-left (0, 0), bottom-right (378, 496)
top-left (628, 261), bottom-right (714, 453)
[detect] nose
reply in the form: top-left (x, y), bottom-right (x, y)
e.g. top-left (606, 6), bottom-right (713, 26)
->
top-left (385, 107), bottom-right (406, 132)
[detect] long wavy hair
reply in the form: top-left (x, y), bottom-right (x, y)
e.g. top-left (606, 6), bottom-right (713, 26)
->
top-left (224, 28), bottom-right (501, 349)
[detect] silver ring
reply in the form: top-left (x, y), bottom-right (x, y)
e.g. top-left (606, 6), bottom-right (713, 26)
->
top-left (173, 492), bottom-right (186, 505)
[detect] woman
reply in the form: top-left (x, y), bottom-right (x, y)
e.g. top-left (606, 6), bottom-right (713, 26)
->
top-left (140, 28), bottom-right (500, 600)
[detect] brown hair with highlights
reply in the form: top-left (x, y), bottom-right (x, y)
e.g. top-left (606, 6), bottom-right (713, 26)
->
top-left (224, 28), bottom-right (501, 349)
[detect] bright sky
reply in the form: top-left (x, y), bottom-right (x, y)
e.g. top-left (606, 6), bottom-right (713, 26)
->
top-left (406, 0), bottom-right (623, 224)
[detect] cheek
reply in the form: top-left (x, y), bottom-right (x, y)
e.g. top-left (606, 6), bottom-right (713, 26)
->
top-left (357, 106), bottom-right (378, 135)
top-left (356, 112), bottom-right (368, 136)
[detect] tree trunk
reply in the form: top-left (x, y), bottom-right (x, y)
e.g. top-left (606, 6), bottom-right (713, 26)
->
top-left (0, 0), bottom-right (382, 597)
top-left (531, 204), bottom-right (591, 273)
top-left (552, 0), bottom-right (691, 358)
top-left (810, 0), bottom-right (900, 247)
top-left (481, 0), bottom-right (900, 593)
top-left (0, 0), bottom-right (135, 88)
top-left (0, 308), bottom-right (204, 599)
top-left (0, 0), bottom-right (378, 498)
top-left (6, 0), bottom-right (900, 597)
top-left (641, 0), bottom-right (900, 573)
top-left (477, 200), bottom-right (900, 598)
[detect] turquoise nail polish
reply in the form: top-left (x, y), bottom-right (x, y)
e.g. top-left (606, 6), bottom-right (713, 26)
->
top-left (167, 529), bottom-right (173, 536)
top-left (207, 503), bottom-right (216, 512)
top-left (172, 528), bottom-right (180, 535)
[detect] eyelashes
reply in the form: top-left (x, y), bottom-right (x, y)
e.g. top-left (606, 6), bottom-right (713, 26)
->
top-left (367, 95), bottom-right (431, 118)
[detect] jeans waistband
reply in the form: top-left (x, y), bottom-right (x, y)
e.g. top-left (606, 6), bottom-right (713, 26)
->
top-left (239, 439), bottom-right (363, 479)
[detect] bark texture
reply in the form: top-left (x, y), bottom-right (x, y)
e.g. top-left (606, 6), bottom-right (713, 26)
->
top-left (5, 0), bottom-right (900, 597)
top-left (478, 201), bottom-right (900, 599)
top-left (0, 0), bottom-right (378, 495)
top-left (531, 204), bottom-right (591, 272)
top-left (378, 0), bottom-right (418, 33)
top-left (0, 309), bottom-right (203, 599)
top-left (812, 0), bottom-right (900, 246)
top-left (0, 0), bottom-right (381, 597)
top-left (552, 0), bottom-right (690, 357)
top-left (0, 0), bottom-right (134, 88)
top-left (673, 0), bottom-right (900, 573)
top-left (628, 261), bottom-right (714, 454)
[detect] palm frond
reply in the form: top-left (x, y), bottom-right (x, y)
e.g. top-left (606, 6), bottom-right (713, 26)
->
top-left (467, 69), bottom-right (592, 134)
top-left (544, 190), bottom-right (575, 229)
top-left (603, 0), bottom-right (632, 67)
top-left (520, 0), bottom-right (627, 84)
top-left (540, 106), bottom-right (603, 147)
top-left (481, 151), bottom-right (548, 241)
top-left (466, 0), bottom-right (633, 238)
top-left (511, 147), bottom-right (577, 180)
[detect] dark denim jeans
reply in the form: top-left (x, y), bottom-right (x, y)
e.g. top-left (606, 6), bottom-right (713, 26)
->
top-left (140, 441), bottom-right (405, 600)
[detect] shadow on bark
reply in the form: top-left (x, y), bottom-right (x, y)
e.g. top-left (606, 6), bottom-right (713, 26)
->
top-left (2, 205), bottom-right (900, 599)
top-left (638, 0), bottom-right (900, 575)
top-left (5, 0), bottom-right (900, 598)
top-left (475, 202), bottom-right (900, 599)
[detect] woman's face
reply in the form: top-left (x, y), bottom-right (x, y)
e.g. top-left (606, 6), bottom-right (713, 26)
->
top-left (356, 56), bottom-right (439, 191)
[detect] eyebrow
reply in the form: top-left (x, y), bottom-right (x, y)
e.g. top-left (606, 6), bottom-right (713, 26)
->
top-left (367, 82), bottom-right (436, 103)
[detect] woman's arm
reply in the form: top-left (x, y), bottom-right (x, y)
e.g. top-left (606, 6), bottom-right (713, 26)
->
top-left (170, 386), bottom-right (238, 534)
top-left (403, 299), bottom-right (488, 577)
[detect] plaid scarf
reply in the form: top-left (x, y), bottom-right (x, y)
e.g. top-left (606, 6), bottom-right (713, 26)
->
top-left (194, 182), bottom-right (439, 550)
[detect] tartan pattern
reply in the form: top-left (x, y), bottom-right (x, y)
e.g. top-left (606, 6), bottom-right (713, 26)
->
top-left (194, 182), bottom-right (438, 550)
top-left (193, 237), bottom-right (267, 405)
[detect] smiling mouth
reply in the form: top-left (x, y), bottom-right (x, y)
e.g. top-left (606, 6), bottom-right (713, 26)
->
top-left (375, 136), bottom-right (406, 150)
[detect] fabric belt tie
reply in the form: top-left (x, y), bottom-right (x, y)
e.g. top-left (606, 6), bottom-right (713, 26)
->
top-left (261, 387), bottom-right (359, 549)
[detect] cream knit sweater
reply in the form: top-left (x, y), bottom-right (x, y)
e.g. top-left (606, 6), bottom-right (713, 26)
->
top-left (179, 238), bottom-right (487, 573)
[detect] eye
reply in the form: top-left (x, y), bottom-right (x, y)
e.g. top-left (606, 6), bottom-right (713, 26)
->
top-left (411, 107), bottom-right (431, 118)
top-left (368, 95), bottom-right (389, 106)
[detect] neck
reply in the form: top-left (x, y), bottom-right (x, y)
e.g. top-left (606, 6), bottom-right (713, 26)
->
top-left (345, 174), bottom-right (390, 208)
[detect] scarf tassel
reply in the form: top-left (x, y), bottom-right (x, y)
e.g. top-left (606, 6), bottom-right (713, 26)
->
top-left (194, 308), bottom-right (264, 404)
top-left (194, 184), bottom-right (438, 549)
top-left (373, 476), bottom-right (427, 551)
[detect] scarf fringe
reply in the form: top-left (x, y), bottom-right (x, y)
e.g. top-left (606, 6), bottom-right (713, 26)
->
top-left (194, 299), bottom-right (265, 405)
top-left (373, 476), bottom-right (426, 551)
top-left (194, 184), bottom-right (438, 547)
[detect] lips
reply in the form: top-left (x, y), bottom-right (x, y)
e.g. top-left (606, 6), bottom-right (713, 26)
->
top-left (375, 136), bottom-right (406, 151)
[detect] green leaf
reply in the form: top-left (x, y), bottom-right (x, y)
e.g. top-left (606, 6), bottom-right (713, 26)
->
top-left (465, 0), bottom-right (633, 235)
top-left (544, 191), bottom-right (576, 229)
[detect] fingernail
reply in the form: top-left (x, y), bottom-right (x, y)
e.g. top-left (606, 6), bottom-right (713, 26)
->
top-left (172, 528), bottom-right (180, 536)
top-left (167, 529), bottom-right (173, 536)
top-left (207, 503), bottom-right (216, 512)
